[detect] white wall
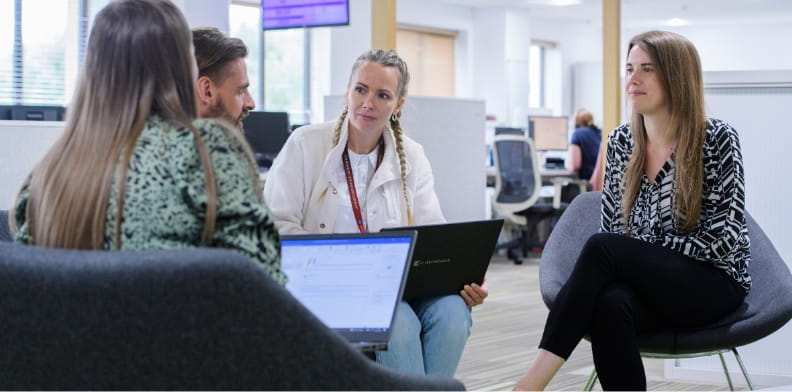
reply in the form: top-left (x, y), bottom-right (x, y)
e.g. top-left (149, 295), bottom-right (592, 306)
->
top-left (531, 19), bottom-right (601, 119)
top-left (328, 1), bottom-right (372, 94)
top-left (0, 121), bottom-right (64, 210)
top-left (175, 0), bottom-right (230, 32)
top-left (624, 22), bottom-right (792, 72)
top-left (88, 0), bottom-right (230, 32)
top-left (504, 10), bottom-right (532, 126)
top-left (471, 9), bottom-right (508, 123)
top-left (666, 72), bottom-right (792, 386)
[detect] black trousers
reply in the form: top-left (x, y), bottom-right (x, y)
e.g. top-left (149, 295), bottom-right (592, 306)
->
top-left (539, 233), bottom-right (745, 390)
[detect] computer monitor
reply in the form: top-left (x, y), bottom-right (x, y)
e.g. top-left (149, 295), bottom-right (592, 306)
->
top-left (527, 115), bottom-right (568, 151)
top-left (494, 127), bottom-right (524, 136)
top-left (242, 111), bottom-right (290, 168)
top-left (0, 105), bottom-right (65, 121)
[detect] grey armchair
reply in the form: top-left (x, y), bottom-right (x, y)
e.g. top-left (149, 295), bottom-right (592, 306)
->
top-left (540, 192), bottom-right (792, 391)
top-left (0, 241), bottom-right (465, 390)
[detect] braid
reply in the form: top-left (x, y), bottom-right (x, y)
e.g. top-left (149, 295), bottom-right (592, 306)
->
top-left (390, 115), bottom-right (413, 225)
top-left (332, 106), bottom-right (348, 147)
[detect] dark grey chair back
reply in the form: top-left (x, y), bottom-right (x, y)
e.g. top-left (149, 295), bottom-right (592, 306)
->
top-left (493, 136), bottom-right (539, 204)
top-left (0, 210), bottom-right (10, 242)
top-left (0, 242), bottom-right (465, 390)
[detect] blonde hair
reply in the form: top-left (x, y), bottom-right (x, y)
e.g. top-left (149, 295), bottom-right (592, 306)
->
top-left (332, 49), bottom-right (413, 225)
top-left (575, 109), bottom-right (596, 128)
top-left (622, 31), bottom-right (706, 233)
top-left (13, 0), bottom-right (257, 249)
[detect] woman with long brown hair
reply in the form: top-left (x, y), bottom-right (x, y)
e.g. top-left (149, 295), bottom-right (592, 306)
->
top-left (515, 30), bottom-right (750, 390)
top-left (10, 0), bottom-right (284, 284)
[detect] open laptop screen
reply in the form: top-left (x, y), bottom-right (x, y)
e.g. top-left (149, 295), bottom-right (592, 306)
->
top-left (280, 231), bottom-right (415, 344)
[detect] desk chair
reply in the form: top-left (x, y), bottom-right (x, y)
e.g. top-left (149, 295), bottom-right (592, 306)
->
top-left (0, 210), bottom-right (10, 242)
top-left (540, 192), bottom-right (792, 391)
top-left (491, 135), bottom-right (566, 264)
top-left (0, 242), bottom-right (464, 390)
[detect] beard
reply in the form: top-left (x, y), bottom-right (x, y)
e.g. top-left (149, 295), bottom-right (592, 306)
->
top-left (205, 98), bottom-right (248, 129)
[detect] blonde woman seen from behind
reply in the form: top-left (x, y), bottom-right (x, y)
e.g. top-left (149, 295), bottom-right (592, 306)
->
top-left (264, 49), bottom-right (488, 376)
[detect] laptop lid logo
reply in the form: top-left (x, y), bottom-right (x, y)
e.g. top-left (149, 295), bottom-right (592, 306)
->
top-left (413, 258), bottom-right (452, 267)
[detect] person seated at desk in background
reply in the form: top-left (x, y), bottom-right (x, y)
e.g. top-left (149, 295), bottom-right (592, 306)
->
top-left (514, 30), bottom-right (750, 390)
top-left (567, 109), bottom-right (601, 182)
top-left (9, 0), bottom-right (285, 285)
top-left (192, 26), bottom-right (255, 129)
top-left (263, 49), bottom-right (487, 377)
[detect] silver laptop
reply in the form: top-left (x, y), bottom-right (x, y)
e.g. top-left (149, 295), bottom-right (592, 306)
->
top-left (279, 230), bottom-right (417, 351)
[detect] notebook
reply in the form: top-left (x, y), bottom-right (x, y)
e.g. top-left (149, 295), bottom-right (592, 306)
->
top-left (279, 230), bottom-right (417, 351)
top-left (382, 219), bottom-right (504, 301)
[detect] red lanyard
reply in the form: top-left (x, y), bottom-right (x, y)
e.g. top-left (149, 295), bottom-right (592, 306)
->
top-left (341, 138), bottom-right (385, 233)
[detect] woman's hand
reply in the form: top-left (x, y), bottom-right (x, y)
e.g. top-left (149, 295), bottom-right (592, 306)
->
top-left (460, 276), bottom-right (488, 307)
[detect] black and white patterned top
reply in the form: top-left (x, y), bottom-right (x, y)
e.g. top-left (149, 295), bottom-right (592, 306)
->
top-left (600, 118), bottom-right (751, 292)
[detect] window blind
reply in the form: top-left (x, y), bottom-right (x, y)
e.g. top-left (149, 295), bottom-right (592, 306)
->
top-left (0, 0), bottom-right (84, 106)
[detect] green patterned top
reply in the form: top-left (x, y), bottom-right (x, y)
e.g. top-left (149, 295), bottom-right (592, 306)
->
top-left (14, 115), bottom-right (285, 284)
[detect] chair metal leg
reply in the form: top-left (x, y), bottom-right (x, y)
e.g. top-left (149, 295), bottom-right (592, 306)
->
top-left (718, 352), bottom-right (735, 391)
top-left (732, 347), bottom-right (755, 390)
top-left (583, 368), bottom-right (598, 391)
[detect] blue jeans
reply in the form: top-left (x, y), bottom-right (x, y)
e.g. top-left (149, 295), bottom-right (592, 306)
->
top-left (375, 294), bottom-right (472, 376)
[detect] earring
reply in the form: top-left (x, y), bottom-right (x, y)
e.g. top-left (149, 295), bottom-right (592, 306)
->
top-left (391, 113), bottom-right (398, 122)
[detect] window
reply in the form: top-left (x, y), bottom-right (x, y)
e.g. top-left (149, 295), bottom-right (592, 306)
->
top-left (397, 26), bottom-right (456, 97)
top-left (529, 42), bottom-right (546, 108)
top-left (0, 0), bottom-right (84, 106)
top-left (529, 40), bottom-right (561, 114)
top-left (230, 1), bottom-right (310, 126)
top-left (263, 28), bottom-right (308, 124)
top-left (229, 2), bottom-right (262, 111)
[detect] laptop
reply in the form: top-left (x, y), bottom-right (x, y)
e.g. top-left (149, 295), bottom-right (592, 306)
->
top-left (382, 219), bottom-right (504, 301)
top-left (279, 230), bottom-right (417, 351)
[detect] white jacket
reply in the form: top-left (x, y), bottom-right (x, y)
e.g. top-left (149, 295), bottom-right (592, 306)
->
top-left (263, 117), bottom-right (445, 234)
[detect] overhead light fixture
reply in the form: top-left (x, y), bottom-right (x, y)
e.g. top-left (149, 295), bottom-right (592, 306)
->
top-left (666, 17), bottom-right (690, 26)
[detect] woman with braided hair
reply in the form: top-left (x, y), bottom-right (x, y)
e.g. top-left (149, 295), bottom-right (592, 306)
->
top-left (264, 49), bottom-right (486, 376)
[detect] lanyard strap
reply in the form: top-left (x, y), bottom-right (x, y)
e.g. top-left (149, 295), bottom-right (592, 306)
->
top-left (341, 138), bottom-right (385, 233)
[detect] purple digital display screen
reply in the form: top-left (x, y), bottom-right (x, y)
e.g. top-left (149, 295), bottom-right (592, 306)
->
top-left (262, 0), bottom-right (350, 30)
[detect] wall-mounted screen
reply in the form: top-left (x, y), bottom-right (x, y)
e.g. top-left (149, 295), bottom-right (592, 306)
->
top-left (528, 115), bottom-right (568, 151)
top-left (262, 0), bottom-right (350, 30)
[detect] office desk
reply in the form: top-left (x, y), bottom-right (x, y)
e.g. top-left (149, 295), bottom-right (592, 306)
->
top-left (486, 166), bottom-right (587, 209)
top-left (485, 166), bottom-right (577, 187)
top-left (540, 167), bottom-right (575, 181)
